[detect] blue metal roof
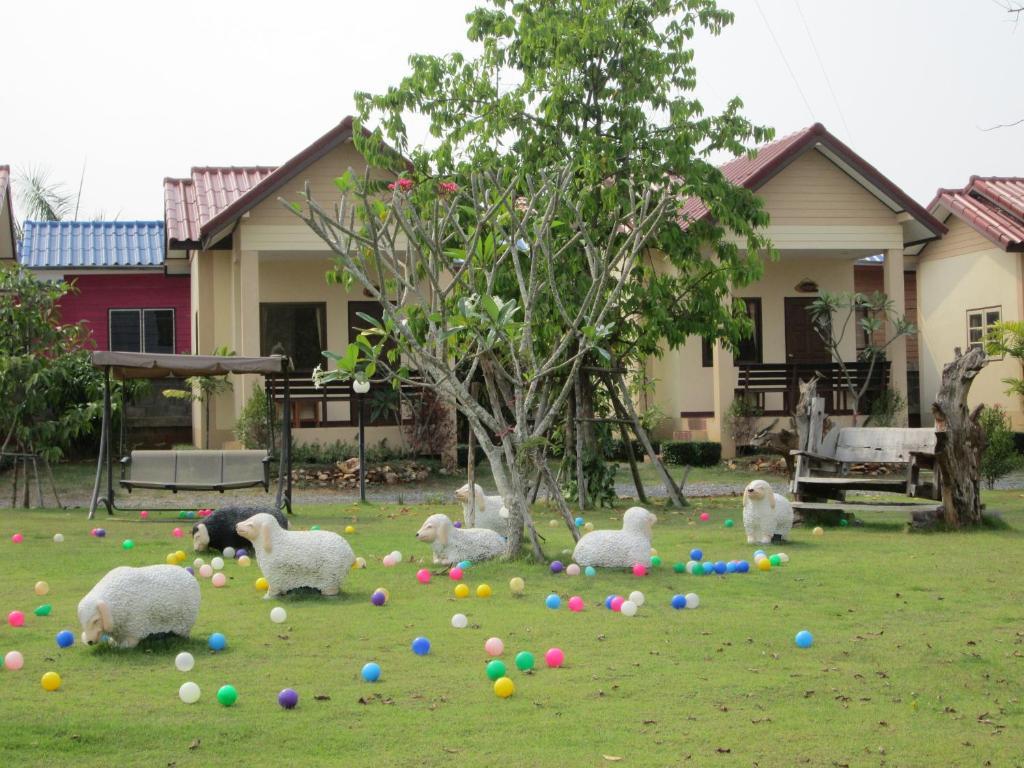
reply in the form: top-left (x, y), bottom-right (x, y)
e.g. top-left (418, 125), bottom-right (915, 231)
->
top-left (19, 220), bottom-right (165, 269)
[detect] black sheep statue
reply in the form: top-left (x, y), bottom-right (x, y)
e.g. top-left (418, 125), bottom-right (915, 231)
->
top-left (193, 504), bottom-right (289, 553)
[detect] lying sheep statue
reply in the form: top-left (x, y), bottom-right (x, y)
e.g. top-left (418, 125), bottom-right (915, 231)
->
top-left (572, 506), bottom-right (657, 569)
top-left (78, 565), bottom-right (200, 649)
top-left (193, 503), bottom-right (289, 553)
top-left (742, 479), bottom-right (794, 544)
top-left (416, 513), bottom-right (506, 565)
top-left (236, 513), bottom-right (355, 599)
top-left (454, 483), bottom-right (510, 536)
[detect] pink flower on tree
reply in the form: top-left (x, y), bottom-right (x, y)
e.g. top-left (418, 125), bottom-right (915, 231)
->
top-left (387, 178), bottom-right (414, 192)
top-left (438, 181), bottom-right (459, 194)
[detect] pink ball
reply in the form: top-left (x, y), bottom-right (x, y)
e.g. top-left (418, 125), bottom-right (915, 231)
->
top-left (172, 528), bottom-right (183, 538)
top-left (568, 595), bottom-right (584, 612)
top-left (3, 650), bottom-right (24, 670)
top-left (7, 610), bottom-right (26, 627)
top-left (139, 510), bottom-right (149, 519)
top-left (199, 564), bottom-right (213, 578)
top-left (545, 647), bottom-right (565, 668)
top-left (11, 533), bottom-right (23, 544)
top-left (632, 563), bottom-right (646, 577)
top-left (610, 596), bottom-right (625, 612)
top-left (448, 567), bottom-right (463, 581)
top-left (484, 637), bottom-right (504, 657)
top-left (416, 568), bottom-right (431, 584)
top-left (699, 512), bottom-right (710, 522)
top-left (211, 572), bottom-right (227, 587)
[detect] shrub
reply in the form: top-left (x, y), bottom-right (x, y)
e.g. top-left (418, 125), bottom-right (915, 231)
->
top-left (604, 439), bottom-right (659, 462)
top-left (867, 388), bottom-right (906, 427)
top-left (234, 385), bottom-right (280, 450)
top-left (725, 397), bottom-right (763, 446)
top-left (979, 406), bottom-right (1022, 489)
top-left (291, 440), bottom-right (357, 465)
top-left (457, 444), bottom-right (486, 467)
top-left (661, 440), bottom-right (721, 467)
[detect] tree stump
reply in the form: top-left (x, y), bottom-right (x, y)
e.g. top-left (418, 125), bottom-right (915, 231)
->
top-left (924, 346), bottom-right (988, 529)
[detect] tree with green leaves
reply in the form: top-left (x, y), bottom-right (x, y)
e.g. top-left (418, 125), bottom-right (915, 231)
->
top-left (985, 320), bottom-right (1024, 399)
top-left (163, 346), bottom-right (235, 449)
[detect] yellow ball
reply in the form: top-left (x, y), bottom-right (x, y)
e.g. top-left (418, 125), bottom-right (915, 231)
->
top-left (255, 577), bottom-right (269, 591)
top-left (493, 676), bottom-right (515, 698)
top-left (345, 525), bottom-right (356, 534)
top-left (353, 556), bottom-right (367, 569)
top-left (813, 526), bottom-right (824, 536)
top-left (583, 522), bottom-right (594, 532)
top-left (509, 577), bottom-right (525, 595)
top-left (649, 548), bottom-right (658, 556)
top-left (476, 584), bottom-right (492, 599)
top-left (454, 583), bottom-right (470, 598)
top-left (166, 553), bottom-right (179, 565)
top-left (41, 671), bottom-right (62, 691)
top-left (34, 581), bottom-right (50, 596)
top-left (175, 550), bottom-right (187, 563)
top-left (548, 519), bottom-right (559, 528)
top-left (757, 558), bottom-right (771, 571)
top-left (237, 555), bottom-right (251, 567)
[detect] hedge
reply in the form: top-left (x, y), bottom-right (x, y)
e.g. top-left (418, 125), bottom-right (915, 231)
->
top-left (661, 440), bottom-right (721, 467)
top-left (605, 439), bottom-right (660, 462)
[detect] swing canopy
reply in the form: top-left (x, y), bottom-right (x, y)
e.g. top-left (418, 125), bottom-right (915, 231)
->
top-left (91, 351), bottom-right (288, 380)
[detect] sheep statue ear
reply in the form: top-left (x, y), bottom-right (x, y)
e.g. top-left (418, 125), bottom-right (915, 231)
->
top-left (97, 599), bottom-right (113, 633)
top-left (261, 521), bottom-right (272, 554)
top-left (436, 519), bottom-right (449, 547)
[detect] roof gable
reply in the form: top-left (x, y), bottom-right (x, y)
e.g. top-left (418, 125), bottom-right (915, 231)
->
top-left (20, 220), bottom-right (165, 269)
top-left (928, 177), bottom-right (1024, 252)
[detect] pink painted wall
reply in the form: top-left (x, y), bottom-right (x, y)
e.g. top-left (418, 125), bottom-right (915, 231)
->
top-left (57, 273), bottom-right (191, 353)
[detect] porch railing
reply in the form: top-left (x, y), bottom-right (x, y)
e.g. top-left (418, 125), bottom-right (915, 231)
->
top-left (266, 371), bottom-right (419, 429)
top-left (734, 361), bottom-right (890, 417)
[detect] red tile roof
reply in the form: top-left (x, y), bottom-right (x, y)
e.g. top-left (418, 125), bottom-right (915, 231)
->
top-left (930, 177), bottom-right (1024, 252)
top-left (164, 167), bottom-right (275, 247)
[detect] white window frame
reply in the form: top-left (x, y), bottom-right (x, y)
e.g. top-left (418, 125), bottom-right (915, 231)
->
top-left (966, 305), bottom-right (1001, 357)
top-left (108, 308), bottom-right (176, 353)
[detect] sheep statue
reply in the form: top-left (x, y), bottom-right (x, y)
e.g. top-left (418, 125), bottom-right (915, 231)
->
top-left (571, 506), bottom-right (657, 569)
top-left (742, 479), bottom-right (794, 545)
top-left (415, 513), bottom-right (506, 566)
top-left (193, 503), bottom-right (289, 554)
top-left (78, 565), bottom-right (201, 649)
top-left (454, 483), bottom-right (510, 535)
top-left (235, 513), bottom-right (355, 599)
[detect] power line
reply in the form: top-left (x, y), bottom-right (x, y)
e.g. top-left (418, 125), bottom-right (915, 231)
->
top-left (794, 0), bottom-right (854, 142)
top-left (754, 0), bottom-right (816, 123)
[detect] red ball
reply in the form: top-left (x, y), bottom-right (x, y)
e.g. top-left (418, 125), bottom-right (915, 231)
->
top-left (449, 567), bottom-right (463, 581)
top-left (631, 563), bottom-right (646, 577)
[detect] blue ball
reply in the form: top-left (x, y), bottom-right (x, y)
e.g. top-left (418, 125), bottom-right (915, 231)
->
top-left (713, 561), bottom-right (727, 575)
top-left (737, 560), bottom-right (750, 573)
top-left (604, 595), bottom-right (615, 609)
top-left (795, 630), bottom-right (814, 649)
top-left (457, 560), bottom-right (471, 570)
top-left (411, 636), bottom-right (431, 656)
top-left (725, 562), bottom-right (737, 573)
top-left (754, 550), bottom-right (766, 558)
top-left (545, 593), bottom-right (561, 609)
top-left (362, 662), bottom-right (382, 682)
top-left (56, 630), bottom-right (75, 648)
top-left (574, 517), bottom-right (585, 527)
top-left (208, 632), bottom-right (227, 651)
top-left (690, 549), bottom-right (703, 561)
top-left (671, 594), bottom-right (687, 610)
top-left (550, 560), bottom-right (564, 574)
top-left (584, 566), bottom-right (597, 577)
top-left (236, 549), bottom-right (248, 558)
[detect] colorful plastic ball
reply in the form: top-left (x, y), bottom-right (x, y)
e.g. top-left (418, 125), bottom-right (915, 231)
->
top-left (509, 576), bottom-right (525, 594)
top-left (454, 584), bottom-right (470, 599)
top-left (139, 510), bottom-right (149, 519)
top-left (673, 562), bottom-right (685, 573)
top-left (238, 555), bottom-right (251, 567)
top-left (310, 525), bottom-right (321, 531)
top-left (737, 560), bottom-right (750, 573)
top-left (684, 592), bottom-right (700, 609)
top-left (41, 671), bottom-right (62, 691)
top-left (671, 594), bottom-right (687, 610)
top-left (713, 561), bottom-right (727, 575)
top-left (34, 581), bottom-right (50, 596)
top-left (649, 555), bottom-right (662, 568)
top-left (476, 584), bottom-right (492, 599)
top-left (690, 549), bottom-right (703, 561)
top-left (631, 563), bottom-right (646, 577)
top-left (515, 651), bottom-right (535, 671)
top-left (210, 556), bottom-right (224, 570)
top-left (568, 595), bottom-right (584, 612)
top-left (699, 512), bottom-right (710, 522)
top-left (416, 569), bottom-right (432, 584)
top-left (11, 533), bottom-right (23, 543)
top-left (172, 528), bottom-right (183, 538)
top-left (56, 630), bottom-right (75, 648)
top-left (390, 550), bottom-right (403, 562)
top-left (620, 600), bottom-right (638, 617)
top-left (769, 554), bottom-right (782, 566)
top-left (4, 650), bottom-right (25, 670)
top-left (584, 566), bottom-right (596, 577)
top-left (185, 511), bottom-right (197, 519)
top-left (453, 521), bottom-right (462, 528)
top-left (724, 518), bottom-right (734, 528)
top-left (549, 519), bottom-right (559, 528)
top-left (813, 526), bottom-right (824, 536)
top-left (485, 637), bottom-right (505, 656)
top-left (8, 611), bottom-right (25, 627)
top-left (177, 511), bottom-right (187, 519)
top-left (34, 604), bottom-right (51, 616)
top-left (691, 563), bottom-right (704, 575)
top-left (411, 636), bottom-right (431, 656)
top-left (361, 662), bottom-right (382, 682)
top-left (545, 593), bottom-right (561, 609)
top-left (493, 676), bottom-right (515, 698)
top-left (175, 652), bottom-right (195, 672)
top-left (604, 595), bottom-right (615, 609)
top-left (457, 560), bottom-right (471, 570)
top-left (179, 681), bottom-right (201, 704)
top-left (610, 596), bottom-right (625, 612)
top-left (725, 562), bottom-right (738, 573)
top-left (345, 525), bottom-right (355, 534)
top-left (53, 533), bottom-right (64, 543)
top-left (449, 567), bottom-right (464, 581)
top-left (119, 539), bottom-right (135, 551)
top-left (95, 528), bottom-right (106, 538)
top-left (574, 516), bottom-right (585, 527)
top-left (778, 553), bottom-right (790, 563)
top-left (685, 561), bottom-right (697, 574)
top-left (382, 555), bottom-right (396, 567)
top-left (198, 564), bottom-right (213, 579)
top-left (217, 684), bottom-right (238, 706)
top-left (486, 659), bottom-right (507, 681)
top-left (757, 558), bottom-right (772, 572)
top-left (565, 563), bottom-right (581, 577)
top-left (236, 549), bottom-right (247, 558)
top-left (371, 590), bottom-right (387, 606)
top-left (255, 577), bottom-right (268, 591)
top-left (628, 590), bottom-right (645, 607)
top-left (839, 518), bottom-right (849, 527)
top-left (222, 547), bottom-right (236, 560)
top-left (583, 522), bottom-right (595, 532)
top-left (353, 557), bottom-right (366, 569)
top-left (795, 630), bottom-right (814, 649)
top-left (166, 553), bottom-right (179, 565)
top-left (278, 688), bottom-right (299, 709)
top-left (211, 573), bottom-right (227, 588)
top-left (545, 647), bottom-right (565, 668)
top-left (208, 632), bottom-right (227, 651)
top-left (451, 613), bottom-right (468, 629)
top-left (270, 607), bottom-right (287, 624)
top-left (550, 560), bottom-right (564, 574)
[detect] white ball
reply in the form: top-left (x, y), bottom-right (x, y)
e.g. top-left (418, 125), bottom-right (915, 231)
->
top-left (270, 606), bottom-right (287, 624)
top-left (620, 600), bottom-right (638, 617)
top-left (549, 519), bottom-right (559, 528)
top-left (451, 613), bottom-right (468, 629)
top-left (222, 547), bottom-right (236, 559)
top-left (566, 564), bottom-right (581, 577)
top-left (390, 550), bottom-right (402, 562)
top-left (178, 681), bottom-right (201, 704)
top-left (628, 590), bottom-right (645, 607)
top-left (193, 558), bottom-right (205, 569)
top-left (211, 557), bottom-right (225, 570)
top-left (382, 555), bottom-right (395, 567)
top-left (174, 652), bottom-right (195, 672)
top-left (778, 552), bottom-right (790, 563)
top-left (684, 592), bottom-right (700, 609)
top-left (685, 560), bottom-right (698, 574)
top-left (53, 533), bottom-right (64, 543)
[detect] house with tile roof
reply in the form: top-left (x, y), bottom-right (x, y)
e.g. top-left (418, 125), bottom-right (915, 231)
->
top-left (917, 177), bottom-right (1024, 428)
top-left (644, 124), bottom-right (945, 456)
top-left (0, 166), bottom-right (15, 263)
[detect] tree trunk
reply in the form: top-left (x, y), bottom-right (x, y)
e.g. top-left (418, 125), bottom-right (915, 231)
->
top-left (573, 374), bottom-right (588, 511)
top-left (929, 346), bottom-right (988, 528)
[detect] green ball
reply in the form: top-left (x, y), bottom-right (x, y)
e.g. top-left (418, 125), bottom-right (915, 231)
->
top-left (216, 684), bottom-right (238, 707)
top-left (34, 604), bottom-right (52, 616)
top-left (310, 525), bottom-right (321, 531)
top-left (486, 659), bottom-right (507, 681)
top-left (673, 562), bottom-right (685, 574)
top-left (650, 555), bottom-right (662, 567)
top-left (514, 651), bottom-right (535, 671)
top-left (839, 518), bottom-right (849, 527)
top-left (724, 519), bottom-right (734, 528)
top-left (122, 539), bottom-right (135, 550)
top-left (178, 511), bottom-right (188, 519)
top-left (692, 563), bottom-right (704, 575)
top-left (769, 554), bottom-right (782, 566)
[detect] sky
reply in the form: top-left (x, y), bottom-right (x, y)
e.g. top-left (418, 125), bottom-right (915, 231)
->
top-left (1, 0), bottom-right (1020, 222)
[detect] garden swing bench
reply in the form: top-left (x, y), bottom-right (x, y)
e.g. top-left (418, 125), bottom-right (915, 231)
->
top-left (87, 351), bottom-right (294, 519)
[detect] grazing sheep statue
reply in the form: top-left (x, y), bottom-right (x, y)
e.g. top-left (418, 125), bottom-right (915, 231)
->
top-left (415, 513), bottom-right (506, 565)
top-left (742, 479), bottom-right (794, 544)
top-left (193, 503), bottom-right (289, 553)
top-left (235, 513), bottom-right (355, 599)
top-left (571, 506), bottom-right (657, 569)
top-left (78, 565), bottom-right (200, 649)
top-left (454, 483), bottom-right (509, 535)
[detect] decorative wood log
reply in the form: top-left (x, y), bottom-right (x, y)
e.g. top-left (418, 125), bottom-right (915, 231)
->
top-left (926, 346), bottom-right (988, 529)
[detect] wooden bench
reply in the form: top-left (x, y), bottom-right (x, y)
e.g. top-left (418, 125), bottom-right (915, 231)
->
top-left (120, 450), bottom-right (271, 493)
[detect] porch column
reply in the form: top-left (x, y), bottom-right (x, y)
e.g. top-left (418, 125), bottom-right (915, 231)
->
top-left (236, 250), bottom-right (261, 411)
top-left (883, 248), bottom-right (908, 425)
top-left (711, 341), bottom-right (738, 459)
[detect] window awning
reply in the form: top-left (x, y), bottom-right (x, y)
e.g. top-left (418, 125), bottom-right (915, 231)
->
top-left (91, 351), bottom-right (289, 380)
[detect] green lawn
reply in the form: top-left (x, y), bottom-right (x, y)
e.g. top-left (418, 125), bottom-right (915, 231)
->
top-left (1, 496), bottom-right (1023, 767)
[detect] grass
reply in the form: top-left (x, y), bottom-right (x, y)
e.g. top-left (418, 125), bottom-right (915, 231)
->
top-left (1, 495), bottom-right (1023, 767)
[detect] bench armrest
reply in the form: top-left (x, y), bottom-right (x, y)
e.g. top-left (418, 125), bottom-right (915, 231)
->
top-left (120, 456), bottom-right (132, 465)
top-left (790, 450), bottom-right (840, 464)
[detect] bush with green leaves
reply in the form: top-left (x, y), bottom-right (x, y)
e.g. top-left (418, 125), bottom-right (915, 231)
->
top-left (867, 388), bottom-right (907, 427)
top-left (979, 405), bottom-right (1022, 489)
top-left (662, 441), bottom-right (722, 467)
top-left (725, 397), bottom-right (763, 446)
top-left (234, 385), bottom-right (280, 451)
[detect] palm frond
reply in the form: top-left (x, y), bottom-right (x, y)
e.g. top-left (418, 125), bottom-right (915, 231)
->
top-left (15, 165), bottom-right (77, 222)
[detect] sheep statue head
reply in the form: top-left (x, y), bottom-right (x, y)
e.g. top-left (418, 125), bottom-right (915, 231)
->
top-left (743, 479), bottom-right (775, 510)
top-left (78, 597), bottom-right (113, 646)
top-left (622, 506), bottom-right (657, 539)
top-left (416, 514), bottom-right (451, 546)
top-left (236, 512), bottom-right (277, 554)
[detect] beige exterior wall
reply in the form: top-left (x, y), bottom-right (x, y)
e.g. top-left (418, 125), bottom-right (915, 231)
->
top-left (917, 217), bottom-right (1024, 428)
top-left (0, 203), bottom-right (14, 262)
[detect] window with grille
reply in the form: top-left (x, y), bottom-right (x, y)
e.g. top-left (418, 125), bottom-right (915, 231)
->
top-left (109, 309), bottom-right (175, 353)
top-left (966, 306), bottom-right (1001, 353)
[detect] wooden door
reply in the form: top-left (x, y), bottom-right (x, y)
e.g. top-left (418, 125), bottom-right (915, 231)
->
top-left (784, 297), bottom-right (830, 363)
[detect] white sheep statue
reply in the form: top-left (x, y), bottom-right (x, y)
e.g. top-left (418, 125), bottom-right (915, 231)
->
top-left (235, 513), bottom-right (355, 599)
top-left (78, 565), bottom-right (200, 649)
top-left (571, 506), bottom-right (657, 569)
top-left (415, 513), bottom-right (506, 565)
top-left (454, 483), bottom-right (510, 535)
top-left (742, 479), bottom-right (794, 544)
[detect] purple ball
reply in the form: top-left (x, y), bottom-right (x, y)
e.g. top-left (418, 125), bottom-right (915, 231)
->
top-left (95, 528), bottom-right (106, 538)
top-left (453, 521), bottom-right (462, 528)
top-left (550, 560), bottom-right (564, 574)
top-left (185, 567), bottom-right (195, 576)
top-left (371, 590), bottom-right (386, 606)
top-left (278, 688), bottom-right (299, 709)
top-left (236, 549), bottom-right (248, 558)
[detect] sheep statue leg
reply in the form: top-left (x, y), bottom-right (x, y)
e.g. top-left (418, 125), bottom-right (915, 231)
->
top-left (118, 636), bottom-right (141, 649)
top-left (320, 583), bottom-right (340, 597)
